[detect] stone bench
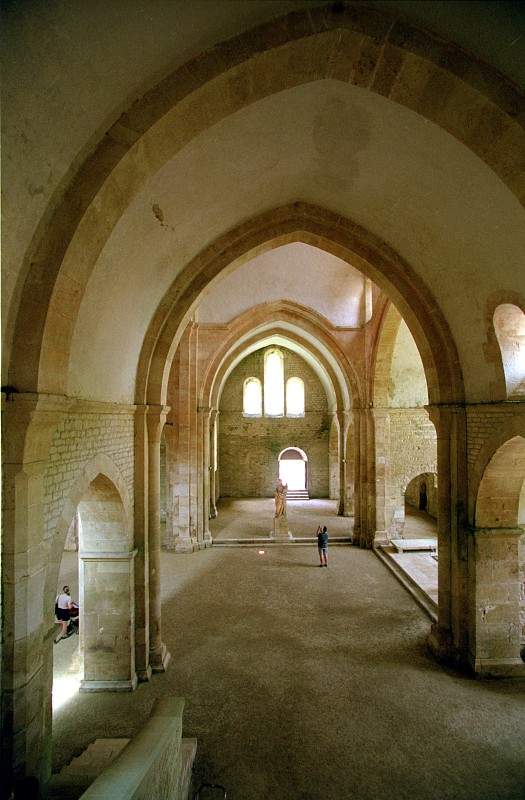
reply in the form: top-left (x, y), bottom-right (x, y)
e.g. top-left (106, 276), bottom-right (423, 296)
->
top-left (391, 538), bottom-right (437, 554)
top-left (79, 697), bottom-right (196, 800)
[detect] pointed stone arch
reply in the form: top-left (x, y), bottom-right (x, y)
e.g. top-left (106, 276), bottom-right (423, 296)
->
top-left (140, 206), bottom-right (462, 410)
top-left (6, 4), bottom-right (522, 395)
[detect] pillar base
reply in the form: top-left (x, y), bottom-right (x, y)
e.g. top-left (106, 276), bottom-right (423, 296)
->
top-left (150, 642), bottom-right (171, 674)
top-left (175, 537), bottom-right (198, 553)
top-left (137, 665), bottom-right (152, 682)
top-left (470, 656), bottom-right (525, 679)
top-left (373, 529), bottom-right (389, 547)
top-left (80, 675), bottom-right (138, 692)
top-left (427, 622), bottom-right (458, 665)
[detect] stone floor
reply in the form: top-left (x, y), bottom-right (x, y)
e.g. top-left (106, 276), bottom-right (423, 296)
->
top-left (52, 543), bottom-right (525, 800)
top-left (209, 497), bottom-right (353, 540)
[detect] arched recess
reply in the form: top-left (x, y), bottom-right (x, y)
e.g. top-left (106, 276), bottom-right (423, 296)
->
top-left (7, 3), bottom-right (522, 395)
top-left (493, 304), bottom-right (525, 400)
top-left (475, 436), bottom-right (525, 530)
top-left (46, 455), bottom-right (137, 692)
top-left (370, 300), bottom-right (437, 539)
top-left (470, 434), bottom-right (525, 674)
top-left (483, 292), bottom-right (525, 402)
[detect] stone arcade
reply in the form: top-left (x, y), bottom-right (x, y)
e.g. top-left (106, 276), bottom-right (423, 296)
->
top-left (2, 2), bottom-right (525, 798)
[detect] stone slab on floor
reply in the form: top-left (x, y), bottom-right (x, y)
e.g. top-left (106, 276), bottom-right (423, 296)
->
top-left (391, 537), bottom-right (437, 552)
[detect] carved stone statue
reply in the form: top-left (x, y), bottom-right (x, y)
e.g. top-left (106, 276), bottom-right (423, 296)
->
top-left (274, 478), bottom-right (288, 518)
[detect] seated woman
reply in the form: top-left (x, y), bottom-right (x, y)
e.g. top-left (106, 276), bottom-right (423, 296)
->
top-left (54, 585), bottom-right (74, 643)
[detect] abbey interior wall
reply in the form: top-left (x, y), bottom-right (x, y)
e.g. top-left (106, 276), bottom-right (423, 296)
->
top-left (386, 408), bottom-right (437, 534)
top-left (219, 349), bottom-right (330, 498)
top-left (44, 405), bottom-right (134, 541)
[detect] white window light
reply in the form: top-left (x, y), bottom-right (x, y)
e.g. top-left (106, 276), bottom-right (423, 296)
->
top-left (286, 376), bottom-right (304, 416)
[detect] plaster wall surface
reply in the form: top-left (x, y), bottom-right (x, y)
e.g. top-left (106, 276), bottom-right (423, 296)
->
top-left (65, 80), bottom-right (525, 403)
top-left (219, 347), bottom-right (330, 497)
top-left (4, 0), bottom-right (523, 362)
top-left (389, 319), bottom-right (428, 408)
top-left (197, 243), bottom-right (365, 326)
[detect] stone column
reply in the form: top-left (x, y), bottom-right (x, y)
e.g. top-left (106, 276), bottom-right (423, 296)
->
top-left (133, 405), bottom-right (151, 682)
top-left (468, 527), bottom-right (524, 676)
top-left (199, 407), bottom-right (213, 546)
top-left (427, 404), bottom-right (468, 667)
top-left (353, 406), bottom-right (376, 547)
top-left (146, 405), bottom-right (171, 673)
top-left (336, 410), bottom-right (351, 516)
top-left (372, 407), bottom-right (390, 545)
top-left (172, 326), bottom-right (198, 553)
top-left (80, 550), bottom-right (138, 691)
top-left (2, 392), bottom-right (67, 792)
top-left (209, 409), bottom-right (218, 519)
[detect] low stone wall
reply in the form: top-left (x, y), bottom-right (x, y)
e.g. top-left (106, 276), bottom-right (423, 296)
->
top-left (79, 697), bottom-right (195, 800)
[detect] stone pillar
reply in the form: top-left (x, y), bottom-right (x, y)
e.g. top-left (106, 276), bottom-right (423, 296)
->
top-left (353, 406), bottom-right (376, 547)
top-left (352, 407), bottom-right (362, 543)
top-left (344, 412), bottom-right (355, 518)
top-left (79, 550), bottom-right (138, 691)
top-left (427, 404), bottom-right (468, 667)
top-left (209, 409), bottom-right (218, 519)
top-left (336, 410), bottom-right (347, 516)
top-left (133, 405), bottom-right (151, 682)
top-left (468, 527), bottom-right (524, 676)
top-left (372, 407), bottom-right (390, 545)
top-left (1, 393), bottom-right (67, 792)
top-left (199, 407), bottom-right (213, 546)
top-left (146, 406), bottom-right (171, 673)
top-left (189, 324), bottom-right (199, 547)
top-left (172, 326), bottom-right (198, 553)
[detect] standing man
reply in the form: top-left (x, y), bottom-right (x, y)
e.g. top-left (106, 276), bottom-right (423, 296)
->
top-left (317, 525), bottom-right (329, 567)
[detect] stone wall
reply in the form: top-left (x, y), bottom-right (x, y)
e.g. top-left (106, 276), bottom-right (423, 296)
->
top-left (44, 403), bottom-right (134, 541)
top-left (219, 348), bottom-right (330, 497)
top-left (386, 408), bottom-right (437, 535)
top-left (405, 472), bottom-right (438, 519)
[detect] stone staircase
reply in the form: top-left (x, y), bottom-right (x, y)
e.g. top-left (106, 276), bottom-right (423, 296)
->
top-left (286, 489), bottom-right (309, 500)
top-left (48, 738), bottom-right (130, 799)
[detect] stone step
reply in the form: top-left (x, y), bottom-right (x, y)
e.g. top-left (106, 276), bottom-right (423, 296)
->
top-left (48, 739), bottom-right (130, 799)
top-left (286, 490), bottom-right (310, 500)
top-left (213, 536), bottom-right (352, 546)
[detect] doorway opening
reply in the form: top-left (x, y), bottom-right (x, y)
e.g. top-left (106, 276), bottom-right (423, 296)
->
top-left (278, 448), bottom-right (308, 491)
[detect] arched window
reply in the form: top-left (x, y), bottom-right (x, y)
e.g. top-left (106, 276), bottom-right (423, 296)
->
top-left (264, 349), bottom-right (284, 416)
top-left (243, 377), bottom-right (262, 416)
top-left (286, 377), bottom-right (304, 416)
top-left (493, 304), bottom-right (525, 399)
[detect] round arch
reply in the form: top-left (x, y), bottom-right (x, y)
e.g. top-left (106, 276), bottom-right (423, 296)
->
top-left (6, 4), bottom-right (521, 395)
top-left (474, 435), bottom-right (525, 529)
top-left (469, 418), bottom-right (525, 526)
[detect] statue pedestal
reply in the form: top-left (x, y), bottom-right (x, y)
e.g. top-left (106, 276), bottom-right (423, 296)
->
top-left (272, 515), bottom-right (293, 541)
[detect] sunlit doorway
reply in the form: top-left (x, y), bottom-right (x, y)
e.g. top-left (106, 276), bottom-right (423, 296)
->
top-left (278, 447), bottom-right (307, 490)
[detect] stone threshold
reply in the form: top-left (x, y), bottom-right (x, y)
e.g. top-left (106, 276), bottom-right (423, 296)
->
top-left (213, 536), bottom-right (353, 547)
top-left (374, 546), bottom-right (438, 623)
